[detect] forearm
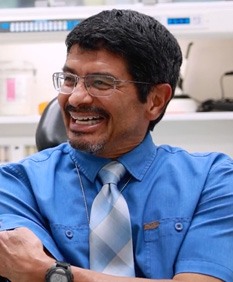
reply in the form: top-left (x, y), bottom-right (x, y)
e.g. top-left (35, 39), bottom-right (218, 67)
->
top-left (70, 267), bottom-right (222, 282)
top-left (71, 267), bottom-right (171, 282)
top-left (0, 228), bottom-right (221, 282)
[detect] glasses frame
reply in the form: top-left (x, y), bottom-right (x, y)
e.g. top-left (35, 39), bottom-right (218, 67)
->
top-left (52, 72), bottom-right (151, 97)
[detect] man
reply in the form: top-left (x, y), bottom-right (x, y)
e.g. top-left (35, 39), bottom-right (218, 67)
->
top-left (0, 9), bottom-right (233, 282)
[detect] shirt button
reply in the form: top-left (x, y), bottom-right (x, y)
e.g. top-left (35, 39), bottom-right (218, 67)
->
top-left (175, 222), bottom-right (183, 232)
top-left (65, 230), bottom-right (74, 239)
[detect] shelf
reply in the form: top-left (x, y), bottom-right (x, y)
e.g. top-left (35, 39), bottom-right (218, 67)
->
top-left (154, 112), bottom-right (233, 158)
top-left (0, 112), bottom-right (232, 161)
top-left (0, 115), bottom-right (39, 139)
top-left (0, 115), bottom-right (40, 124)
top-left (0, 115), bottom-right (39, 162)
top-left (163, 111), bottom-right (233, 121)
top-left (1, 112), bottom-right (233, 125)
top-left (1, 1), bottom-right (233, 41)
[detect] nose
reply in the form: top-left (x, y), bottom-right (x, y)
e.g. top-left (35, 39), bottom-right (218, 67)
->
top-left (68, 78), bottom-right (93, 106)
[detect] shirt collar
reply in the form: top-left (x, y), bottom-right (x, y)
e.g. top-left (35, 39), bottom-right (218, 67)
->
top-left (118, 133), bottom-right (157, 181)
top-left (69, 133), bottom-right (157, 183)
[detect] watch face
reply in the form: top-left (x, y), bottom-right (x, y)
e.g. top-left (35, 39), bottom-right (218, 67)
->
top-left (50, 273), bottom-right (68, 282)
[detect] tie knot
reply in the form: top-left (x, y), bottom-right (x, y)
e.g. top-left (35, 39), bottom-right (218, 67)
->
top-left (98, 161), bottom-right (126, 185)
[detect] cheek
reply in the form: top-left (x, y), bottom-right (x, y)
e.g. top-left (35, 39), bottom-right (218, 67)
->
top-left (57, 95), bottom-right (72, 118)
top-left (57, 95), bottom-right (70, 125)
top-left (57, 94), bottom-right (67, 108)
top-left (113, 100), bottom-right (144, 127)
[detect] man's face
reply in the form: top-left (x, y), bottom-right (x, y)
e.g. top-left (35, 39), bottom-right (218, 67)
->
top-left (58, 45), bottom-right (161, 158)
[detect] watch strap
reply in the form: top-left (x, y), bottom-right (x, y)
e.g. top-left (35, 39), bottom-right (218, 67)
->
top-left (45, 260), bottom-right (73, 282)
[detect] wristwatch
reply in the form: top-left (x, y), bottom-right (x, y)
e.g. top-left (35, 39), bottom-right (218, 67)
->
top-left (45, 261), bottom-right (74, 282)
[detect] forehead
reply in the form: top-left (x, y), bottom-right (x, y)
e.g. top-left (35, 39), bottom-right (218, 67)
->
top-left (64, 44), bottom-right (129, 77)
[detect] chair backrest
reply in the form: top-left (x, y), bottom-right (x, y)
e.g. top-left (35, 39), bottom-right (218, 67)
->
top-left (35, 97), bottom-right (67, 151)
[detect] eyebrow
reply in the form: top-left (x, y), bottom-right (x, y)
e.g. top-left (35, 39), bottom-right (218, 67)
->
top-left (62, 65), bottom-right (75, 73)
top-left (62, 67), bottom-right (118, 79)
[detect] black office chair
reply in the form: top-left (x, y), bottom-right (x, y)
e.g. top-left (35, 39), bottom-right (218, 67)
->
top-left (35, 97), bottom-right (67, 151)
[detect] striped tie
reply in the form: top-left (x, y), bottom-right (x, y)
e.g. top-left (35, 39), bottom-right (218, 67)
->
top-left (89, 161), bottom-right (135, 277)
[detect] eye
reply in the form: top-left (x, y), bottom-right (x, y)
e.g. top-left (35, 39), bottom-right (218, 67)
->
top-left (63, 73), bottom-right (76, 86)
top-left (87, 75), bottom-right (115, 90)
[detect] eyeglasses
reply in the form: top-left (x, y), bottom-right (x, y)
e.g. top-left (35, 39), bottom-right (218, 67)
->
top-left (52, 72), bottom-right (151, 97)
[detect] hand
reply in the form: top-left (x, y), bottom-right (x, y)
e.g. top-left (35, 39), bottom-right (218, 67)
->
top-left (0, 227), bottom-right (54, 282)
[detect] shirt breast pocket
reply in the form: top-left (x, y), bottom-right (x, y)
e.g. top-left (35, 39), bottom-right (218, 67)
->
top-left (142, 218), bottom-right (191, 278)
top-left (49, 223), bottom-right (89, 267)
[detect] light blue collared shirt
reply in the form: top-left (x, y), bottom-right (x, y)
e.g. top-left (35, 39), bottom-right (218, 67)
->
top-left (0, 133), bottom-right (233, 280)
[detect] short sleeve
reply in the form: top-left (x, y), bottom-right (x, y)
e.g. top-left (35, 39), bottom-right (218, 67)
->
top-left (175, 157), bottom-right (233, 281)
top-left (0, 164), bottom-right (64, 260)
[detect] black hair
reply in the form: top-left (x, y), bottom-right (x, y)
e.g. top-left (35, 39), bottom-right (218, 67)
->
top-left (66, 9), bottom-right (182, 130)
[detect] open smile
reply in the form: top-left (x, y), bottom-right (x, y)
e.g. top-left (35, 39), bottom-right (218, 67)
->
top-left (70, 113), bottom-right (104, 125)
top-left (65, 104), bottom-right (110, 134)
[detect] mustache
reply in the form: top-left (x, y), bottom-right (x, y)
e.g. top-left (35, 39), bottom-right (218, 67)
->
top-left (65, 104), bottom-right (110, 118)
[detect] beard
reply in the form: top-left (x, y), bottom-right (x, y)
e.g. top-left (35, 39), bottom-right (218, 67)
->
top-left (68, 133), bottom-right (107, 155)
top-left (65, 104), bottom-right (110, 155)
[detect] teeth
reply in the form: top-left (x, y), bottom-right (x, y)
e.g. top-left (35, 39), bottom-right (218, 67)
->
top-left (76, 116), bottom-right (100, 121)
top-left (70, 113), bottom-right (101, 123)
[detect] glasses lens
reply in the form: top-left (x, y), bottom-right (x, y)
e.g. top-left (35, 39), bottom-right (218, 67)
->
top-left (53, 73), bottom-right (76, 94)
top-left (85, 75), bottom-right (115, 96)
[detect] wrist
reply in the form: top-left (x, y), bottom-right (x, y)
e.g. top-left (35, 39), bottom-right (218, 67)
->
top-left (30, 257), bottom-right (55, 282)
top-left (45, 261), bottom-right (74, 282)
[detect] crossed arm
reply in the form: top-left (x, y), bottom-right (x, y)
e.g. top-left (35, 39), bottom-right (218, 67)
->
top-left (0, 228), bottom-right (222, 282)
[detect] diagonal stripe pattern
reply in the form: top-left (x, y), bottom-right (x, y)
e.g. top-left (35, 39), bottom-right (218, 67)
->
top-left (89, 161), bottom-right (135, 277)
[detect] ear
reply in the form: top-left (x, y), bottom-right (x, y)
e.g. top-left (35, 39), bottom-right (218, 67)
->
top-left (145, 83), bottom-right (172, 121)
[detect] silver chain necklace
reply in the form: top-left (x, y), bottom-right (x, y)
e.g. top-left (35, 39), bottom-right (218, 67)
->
top-left (75, 162), bottom-right (132, 224)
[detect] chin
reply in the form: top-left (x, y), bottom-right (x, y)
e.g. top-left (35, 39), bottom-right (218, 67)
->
top-left (68, 138), bottom-right (106, 155)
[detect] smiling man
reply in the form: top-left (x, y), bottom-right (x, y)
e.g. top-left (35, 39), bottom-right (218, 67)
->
top-left (0, 9), bottom-right (233, 282)
top-left (57, 47), bottom-right (166, 158)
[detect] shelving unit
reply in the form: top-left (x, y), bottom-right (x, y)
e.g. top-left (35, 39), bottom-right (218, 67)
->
top-left (163, 111), bottom-right (233, 121)
top-left (0, 115), bottom-right (39, 163)
top-left (0, 112), bottom-right (232, 164)
top-left (0, 2), bottom-right (233, 162)
top-left (154, 112), bottom-right (233, 157)
top-left (1, 1), bottom-right (233, 40)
